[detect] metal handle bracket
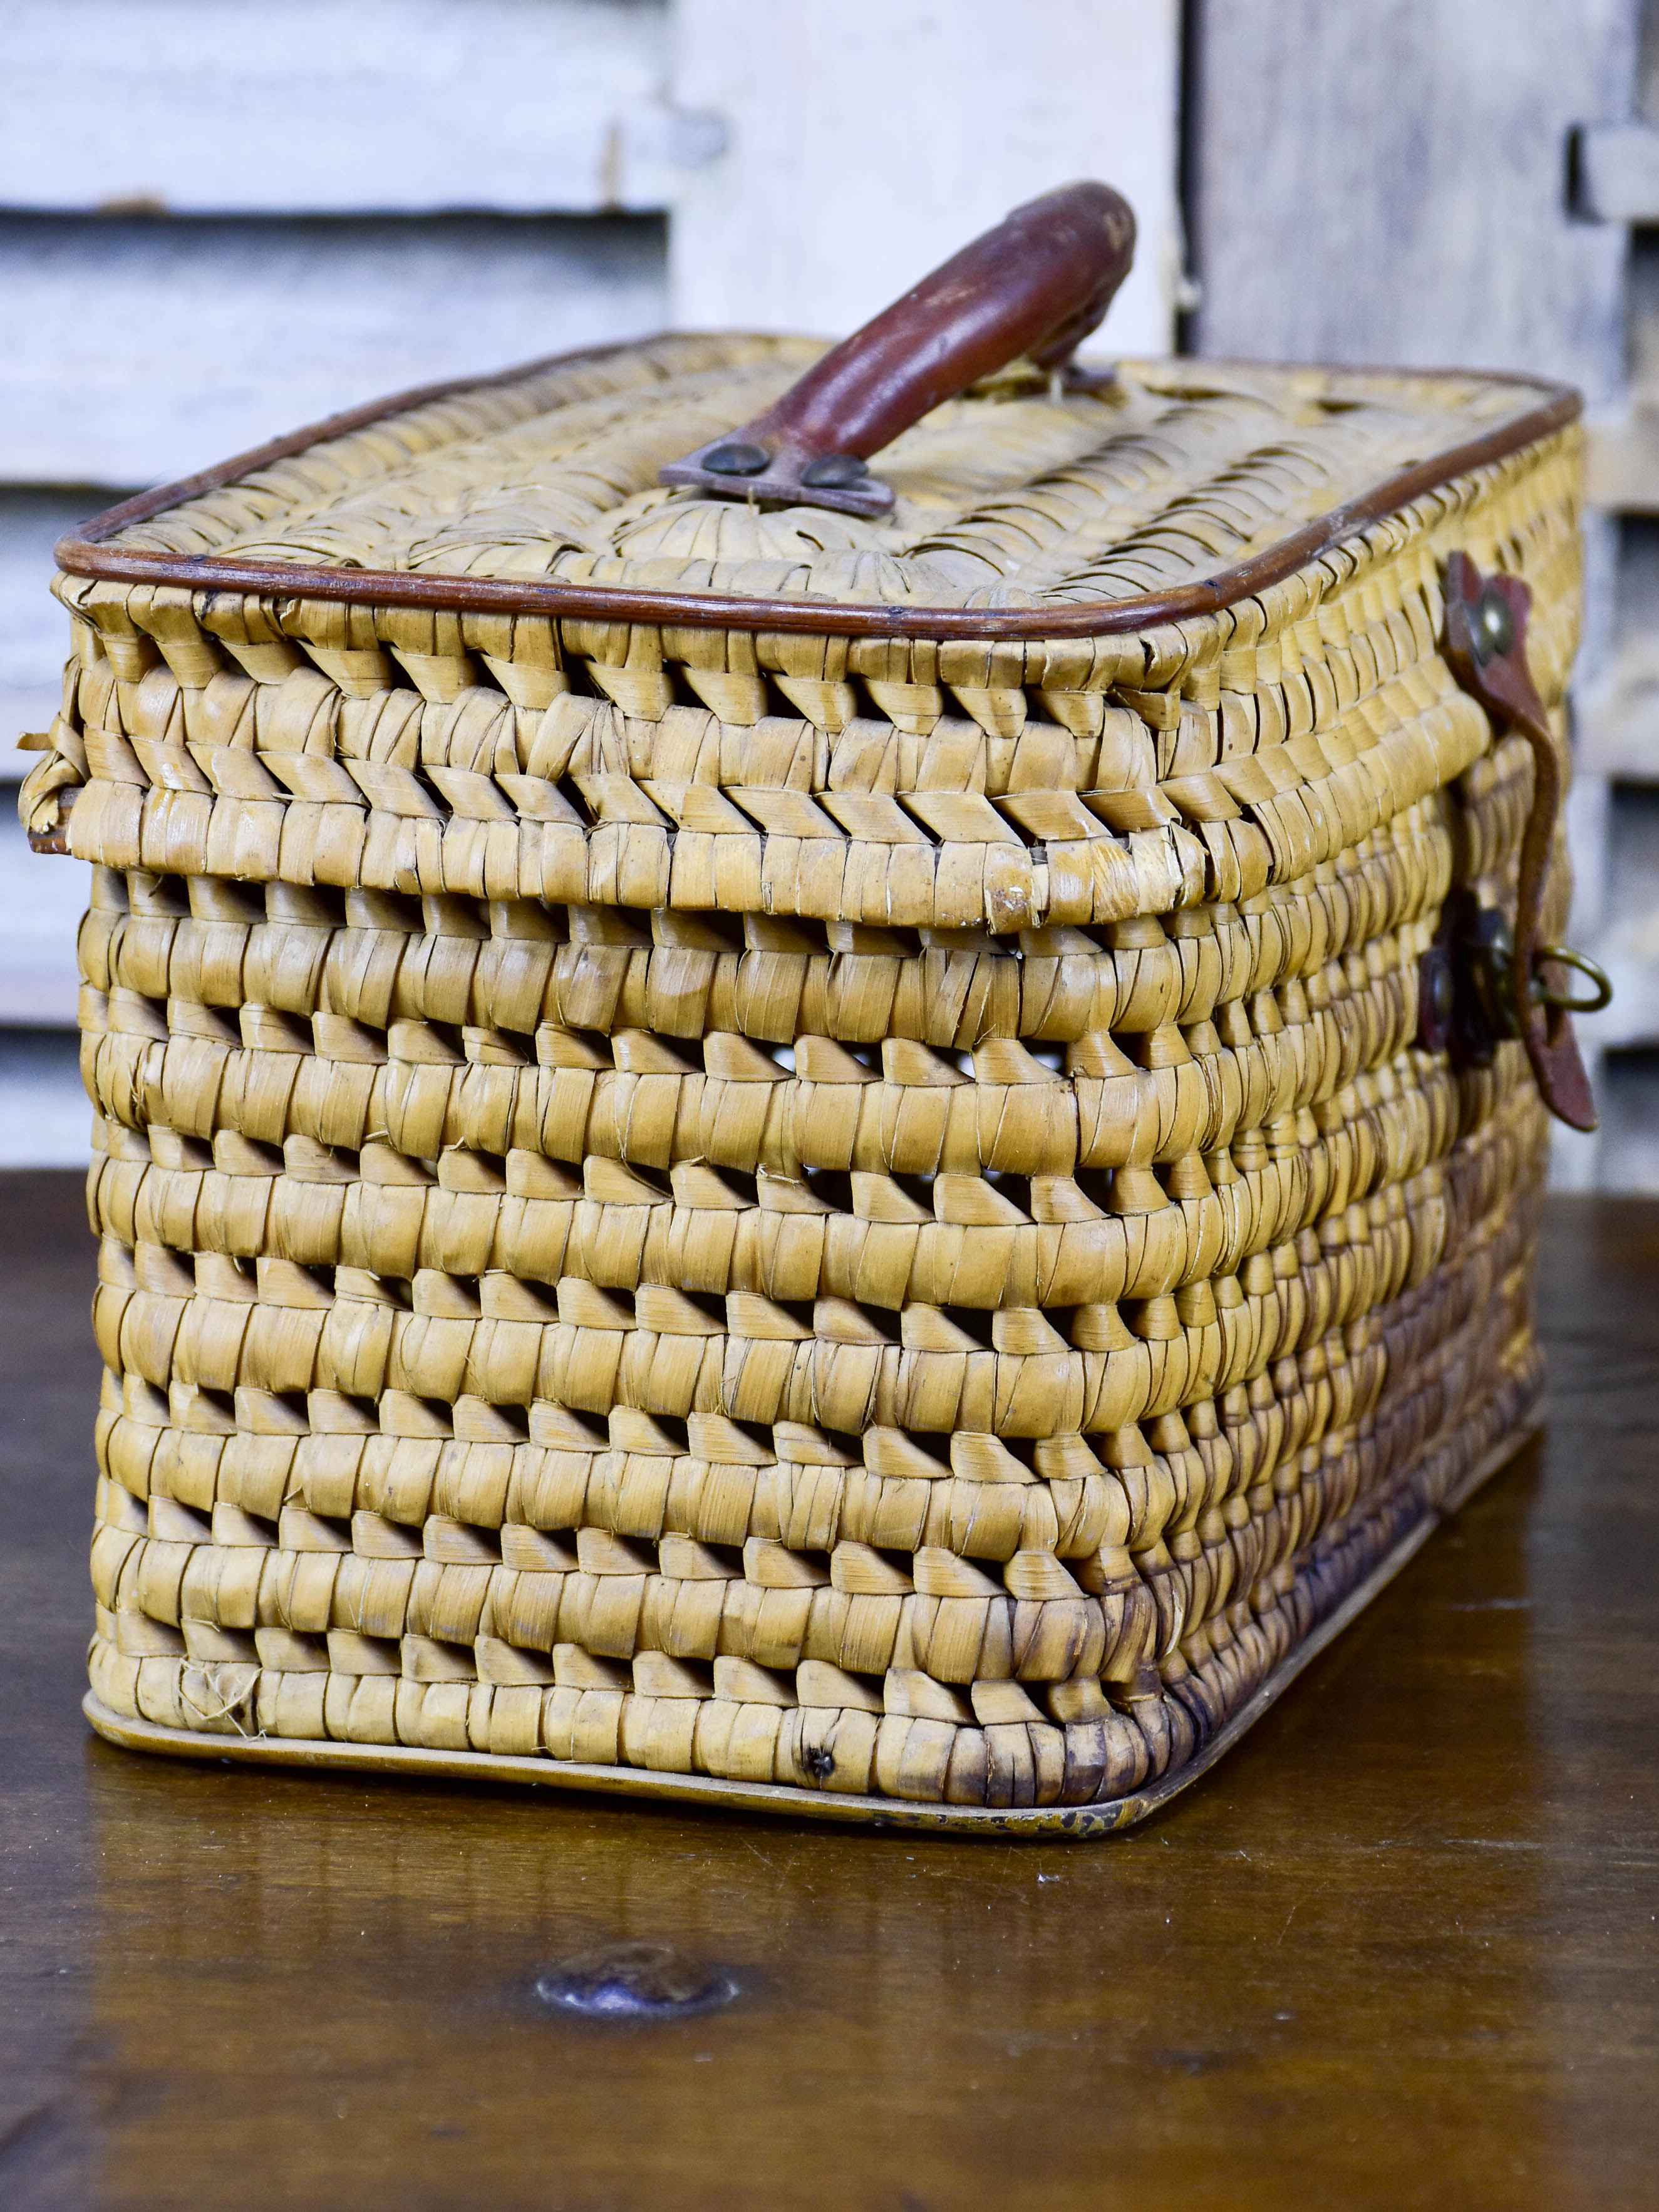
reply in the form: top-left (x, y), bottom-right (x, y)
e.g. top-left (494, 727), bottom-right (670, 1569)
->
top-left (658, 181), bottom-right (1135, 516)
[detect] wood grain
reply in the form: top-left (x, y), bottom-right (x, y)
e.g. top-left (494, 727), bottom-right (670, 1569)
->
top-left (3, 1173), bottom-right (1656, 2209)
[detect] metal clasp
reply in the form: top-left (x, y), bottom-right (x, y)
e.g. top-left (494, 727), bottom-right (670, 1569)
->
top-left (1531, 944), bottom-right (1613, 1016)
top-left (1419, 889), bottom-right (1611, 1066)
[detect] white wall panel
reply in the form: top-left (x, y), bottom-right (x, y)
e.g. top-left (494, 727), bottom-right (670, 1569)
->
top-left (0, 212), bottom-right (667, 486)
top-left (0, 0), bottom-right (705, 214)
top-left (1188, 0), bottom-right (1634, 401)
top-left (670, 0), bottom-right (1182, 355)
top-left (0, 807), bottom-right (89, 1028)
top-left (0, 1034), bottom-right (90, 1167)
top-left (0, 492), bottom-right (97, 775)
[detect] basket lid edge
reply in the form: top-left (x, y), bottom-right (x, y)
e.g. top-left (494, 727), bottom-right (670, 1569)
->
top-left (54, 334), bottom-right (1583, 646)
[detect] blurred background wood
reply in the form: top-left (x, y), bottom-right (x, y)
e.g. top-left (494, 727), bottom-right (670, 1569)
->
top-left (0, 0), bottom-right (695, 217)
top-left (0, 212), bottom-right (668, 488)
top-left (1185, 0), bottom-right (1646, 1192)
top-left (1186, 0), bottom-right (1633, 394)
top-left (2, 1175), bottom-right (1655, 2209)
top-left (668, 0), bottom-right (1179, 349)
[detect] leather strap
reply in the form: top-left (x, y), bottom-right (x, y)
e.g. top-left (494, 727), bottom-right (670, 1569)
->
top-left (1442, 552), bottom-right (1597, 1131)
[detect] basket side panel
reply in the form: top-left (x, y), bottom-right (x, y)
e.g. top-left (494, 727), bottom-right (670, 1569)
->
top-left (53, 427), bottom-right (1576, 1816)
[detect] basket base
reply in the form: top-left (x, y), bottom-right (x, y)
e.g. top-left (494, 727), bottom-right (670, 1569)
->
top-left (82, 1415), bottom-right (1539, 1839)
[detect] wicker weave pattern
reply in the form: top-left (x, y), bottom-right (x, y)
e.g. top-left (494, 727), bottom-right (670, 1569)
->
top-left (25, 353), bottom-right (1577, 1816)
top-left (89, 341), bottom-right (1554, 610)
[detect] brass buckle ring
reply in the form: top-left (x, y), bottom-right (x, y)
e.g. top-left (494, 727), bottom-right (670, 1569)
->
top-left (1531, 946), bottom-right (1613, 1016)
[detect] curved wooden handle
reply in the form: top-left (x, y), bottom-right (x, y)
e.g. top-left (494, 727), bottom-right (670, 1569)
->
top-left (1442, 552), bottom-right (1600, 1132)
top-left (659, 180), bottom-right (1135, 517)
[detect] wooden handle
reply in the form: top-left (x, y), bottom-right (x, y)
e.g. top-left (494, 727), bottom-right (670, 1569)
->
top-left (659, 180), bottom-right (1135, 517)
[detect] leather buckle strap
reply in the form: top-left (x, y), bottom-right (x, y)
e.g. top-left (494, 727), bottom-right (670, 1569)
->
top-left (1432, 550), bottom-right (1602, 1131)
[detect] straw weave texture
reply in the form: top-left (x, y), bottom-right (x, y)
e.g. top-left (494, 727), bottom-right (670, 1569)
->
top-left (24, 345), bottom-right (1575, 1815)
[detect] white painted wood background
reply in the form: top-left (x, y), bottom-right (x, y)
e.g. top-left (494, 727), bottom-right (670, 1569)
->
top-left (0, 212), bottom-right (669, 487)
top-left (0, 1), bottom-right (699, 216)
top-left (669, 0), bottom-right (1179, 350)
top-left (1189, 0), bottom-right (1642, 1192)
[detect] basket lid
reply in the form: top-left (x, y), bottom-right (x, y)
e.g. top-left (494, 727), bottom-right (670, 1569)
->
top-left (89, 338), bottom-right (1559, 607)
top-left (63, 185), bottom-right (1576, 639)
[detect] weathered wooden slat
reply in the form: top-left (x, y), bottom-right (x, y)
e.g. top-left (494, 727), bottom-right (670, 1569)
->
top-left (0, 807), bottom-right (90, 1033)
top-left (1578, 632), bottom-right (1659, 777)
top-left (0, 0), bottom-right (713, 215)
top-left (1574, 121), bottom-right (1659, 222)
top-left (1586, 414), bottom-right (1659, 510)
top-left (1568, 780), bottom-right (1659, 1047)
top-left (0, 491), bottom-right (92, 775)
top-left (1187, 0), bottom-right (1631, 403)
top-left (0, 1035), bottom-right (90, 1162)
top-left (669, 0), bottom-right (1180, 352)
top-left (0, 212), bottom-right (666, 485)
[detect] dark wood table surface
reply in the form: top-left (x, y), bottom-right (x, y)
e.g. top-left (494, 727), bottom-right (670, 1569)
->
top-left (3, 1175), bottom-right (1656, 2212)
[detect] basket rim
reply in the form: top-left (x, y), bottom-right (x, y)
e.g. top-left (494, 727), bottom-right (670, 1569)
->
top-left (77, 1408), bottom-right (1540, 1836)
top-left (55, 335), bottom-right (1581, 645)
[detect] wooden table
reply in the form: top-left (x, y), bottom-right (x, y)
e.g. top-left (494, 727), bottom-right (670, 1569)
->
top-left (3, 1176), bottom-right (1655, 2211)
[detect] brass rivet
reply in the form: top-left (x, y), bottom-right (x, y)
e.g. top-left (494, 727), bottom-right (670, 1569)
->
top-left (1474, 586), bottom-right (1514, 662)
top-left (702, 442), bottom-right (770, 477)
top-left (801, 453), bottom-right (870, 488)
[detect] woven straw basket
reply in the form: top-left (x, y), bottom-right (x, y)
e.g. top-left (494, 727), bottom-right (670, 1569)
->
top-left (22, 185), bottom-right (1601, 1833)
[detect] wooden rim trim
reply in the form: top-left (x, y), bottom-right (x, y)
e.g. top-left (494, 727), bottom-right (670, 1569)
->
top-left (56, 340), bottom-right (1581, 645)
top-left (80, 1416), bottom-right (1538, 1839)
